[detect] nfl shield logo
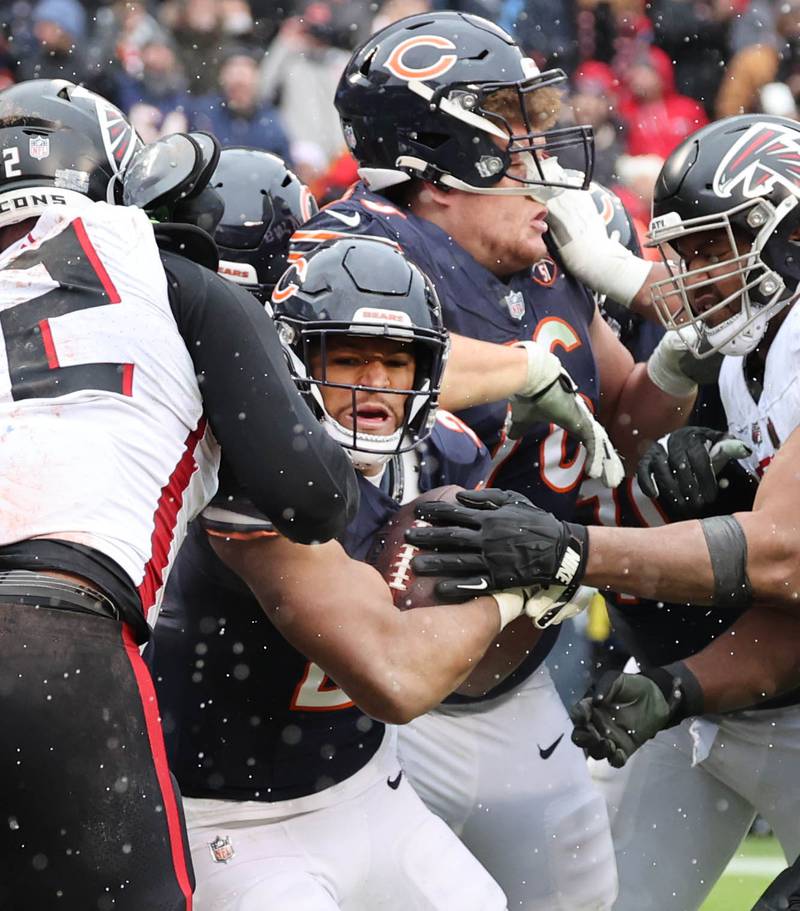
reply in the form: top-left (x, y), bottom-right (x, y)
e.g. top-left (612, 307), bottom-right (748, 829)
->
top-left (29, 136), bottom-right (50, 161)
top-left (209, 835), bottom-right (235, 864)
top-left (751, 422), bottom-right (762, 446)
top-left (503, 290), bottom-right (525, 320)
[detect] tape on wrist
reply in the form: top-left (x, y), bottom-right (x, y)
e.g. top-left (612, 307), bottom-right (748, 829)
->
top-left (491, 589), bottom-right (525, 631)
top-left (700, 514), bottom-right (752, 609)
top-left (646, 342), bottom-right (698, 398)
top-left (513, 341), bottom-right (560, 398)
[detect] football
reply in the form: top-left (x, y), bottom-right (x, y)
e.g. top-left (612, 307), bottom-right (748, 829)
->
top-left (368, 485), bottom-right (464, 610)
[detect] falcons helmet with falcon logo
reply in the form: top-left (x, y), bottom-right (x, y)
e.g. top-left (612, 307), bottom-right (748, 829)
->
top-left (647, 115), bottom-right (800, 357)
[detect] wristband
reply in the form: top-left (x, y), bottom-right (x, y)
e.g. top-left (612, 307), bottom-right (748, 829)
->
top-left (557, 235), bottom-right (652, 307)
top-left (642, 660), bottom-right (705, 726)
top-left (701, 515), bottom-right (752, 609)
top-left (513, 341), bottom-right (562, 398)
top-left (646, 333), bottom-right (700, 398)
top-left (491, 589), bottom-right (526, 630)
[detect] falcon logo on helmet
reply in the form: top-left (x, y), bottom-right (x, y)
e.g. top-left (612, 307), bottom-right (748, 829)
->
top-left (713, 122), bottom-right (800, 200)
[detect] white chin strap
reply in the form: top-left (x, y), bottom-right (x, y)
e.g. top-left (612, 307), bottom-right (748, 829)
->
top-left (322, 415), bottom-right (403, 471)
top-left (704, 306), bottom-right (771, 357)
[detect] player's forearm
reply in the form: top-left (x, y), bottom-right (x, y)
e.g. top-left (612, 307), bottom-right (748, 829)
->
top-left (376, 598), bottom-right (502, 720)
top-left (608, 362), bottom-right (694, 466)
top-left (440, 334), bottom-right (528, 411)
top-left (587, 508), bottom-right (800, 610)
top-left (682, 606), bottom-right (800, 713)
top-left (585, 521), bottom-right (715, 604)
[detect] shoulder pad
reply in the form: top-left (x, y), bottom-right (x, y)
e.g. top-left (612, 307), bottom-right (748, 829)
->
top-left (434, 411), bottom-right (486, 455)
top-left (154, 223), bottom-right (219, 272)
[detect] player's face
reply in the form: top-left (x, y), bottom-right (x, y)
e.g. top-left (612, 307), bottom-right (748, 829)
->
top-left (438, 119), bottom-right (550, 276)
top-left (309, 336), bottom-right (416, 436)
top-left (672, 228), bottom-right (751, 327)
top-left (445, 158), bottom-right (550, 276)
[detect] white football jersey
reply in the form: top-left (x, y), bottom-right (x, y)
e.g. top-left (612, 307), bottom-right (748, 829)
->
top-left (0, 200), bottom-right (219, 627)
top-left (720, 300), bottom-right (800, 479)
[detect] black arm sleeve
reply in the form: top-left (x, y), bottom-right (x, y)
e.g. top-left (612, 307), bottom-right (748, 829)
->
top-left (160, 250), bottom-right (359, 544)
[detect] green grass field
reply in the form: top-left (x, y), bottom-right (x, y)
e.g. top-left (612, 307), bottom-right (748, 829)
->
top-left (700, 837), bottom-right (786, 911)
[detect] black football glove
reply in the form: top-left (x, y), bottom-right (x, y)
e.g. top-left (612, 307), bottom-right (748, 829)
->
top-left (569, 663), bottom-right (704, 769)
top-left (405, 488), bottom-right (588, 603)
top-left (637, 427), bottom-right (752, 521)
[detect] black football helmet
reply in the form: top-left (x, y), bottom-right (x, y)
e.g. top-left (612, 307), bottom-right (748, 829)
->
top-left (335, 11), bottom-right (593, 196)
top-left (272, 236), bottom-right (448, 469)
top-left (648, 114), bottom-right (800, 357)
top-left (210, 148), bottom-right (318, 302)
top-left (590, 181), bottom-right (641, 257)
top-left (0, 79), bottom-right (140, 227)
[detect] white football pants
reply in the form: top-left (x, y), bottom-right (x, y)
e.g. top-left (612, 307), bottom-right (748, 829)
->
top-left (594, 703), bottom-right (800, 911)
top-left (398, 665), bottom-right (618, 910)
top-left (184, 729), bottom-right (508, 910)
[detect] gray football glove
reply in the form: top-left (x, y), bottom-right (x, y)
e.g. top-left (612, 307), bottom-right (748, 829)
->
top-left (569, 663), bottom-right (704, 768)
top-left (509, 361), bottom-right (624, 489)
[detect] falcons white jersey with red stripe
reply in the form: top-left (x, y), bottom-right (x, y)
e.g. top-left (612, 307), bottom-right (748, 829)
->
top-left (0, 200), bottom-right (219, 626)
top-left (720, 300), bottom-right (800, 480)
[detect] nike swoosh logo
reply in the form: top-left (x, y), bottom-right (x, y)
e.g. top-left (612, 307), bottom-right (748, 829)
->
top-left (327, 210), bottom-right (361, 228)
top-left (458, 579), bottom-right (489, 591)
top-left (538, 733), bottom-right (564, 760)
top-left (387, 771), bottom-right (403, 790)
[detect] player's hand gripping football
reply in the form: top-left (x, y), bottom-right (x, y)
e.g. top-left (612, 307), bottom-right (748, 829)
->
top-left (510, 342), bottom-right (624, 489)
top-left (637, 427), bottom-right (752, 521)
top-left (569, 665), bottom-right (703, 768)
top-left (406, 489), bottom-right (588, 611)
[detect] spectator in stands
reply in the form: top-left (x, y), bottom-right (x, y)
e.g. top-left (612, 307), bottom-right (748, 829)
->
top-left (613, 152), bottom-right (664, 235)
top-left (716, 0), bottom-right (800, 117)
top-left (372, 0), bottom-right (432, 33)
top-left (16, 0), bottom-right (88, 83)
top-left (562, 60), bottom-right (626, 186)
top-left (117, 38), bottom-right (189, 142)
top-left (500, 0), bottom-right (578, 71)
top-left (173, 0), bottom-right (229, 96)
top-left (649, 0), bottom-right (739, 116)
top-left (617, 45), bottom-right (708, 158)
top-left (191, 48), bottom-right (290, 159)
top-left (259, 2), bottom-right (350, 170)
top-left (86, 0), bottom-right (168, 106)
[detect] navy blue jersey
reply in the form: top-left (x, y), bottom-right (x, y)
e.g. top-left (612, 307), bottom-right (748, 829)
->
top-left (151, 417), bottom-right (489, 803)
top-left (294, 183), bottom-right (599, 522)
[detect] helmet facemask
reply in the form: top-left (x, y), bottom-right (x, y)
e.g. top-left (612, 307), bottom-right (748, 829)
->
top-left (388, 72), bottom-right (593, 196)
top-left (277, 320), bottom-right (447, 471)
top-left (648, 196), bottom-right (799, 357)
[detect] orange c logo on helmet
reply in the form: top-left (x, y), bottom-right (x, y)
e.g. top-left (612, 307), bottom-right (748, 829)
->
top-left (385, 35), bottom-right (458, 81)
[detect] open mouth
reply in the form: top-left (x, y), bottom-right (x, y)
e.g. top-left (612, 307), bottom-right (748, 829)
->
top-left (349, 402), bottom-right (396, 434)
top-left (690, 289), bottom-right (722, 316)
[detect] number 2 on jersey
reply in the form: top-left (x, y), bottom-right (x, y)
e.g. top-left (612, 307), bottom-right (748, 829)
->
top-left (291, 661), bottom-right (354, 712)
top-left (0, 217), bottom-right (133, 401)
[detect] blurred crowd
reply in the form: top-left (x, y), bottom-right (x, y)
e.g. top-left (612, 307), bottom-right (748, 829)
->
top-left (0, 0), bottom-right (798, 215)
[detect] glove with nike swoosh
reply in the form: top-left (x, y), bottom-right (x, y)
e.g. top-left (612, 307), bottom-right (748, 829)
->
top-left (405, 488), bottom-right (588, 603)
top-left (569, 663), bottom-right (704, 768)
